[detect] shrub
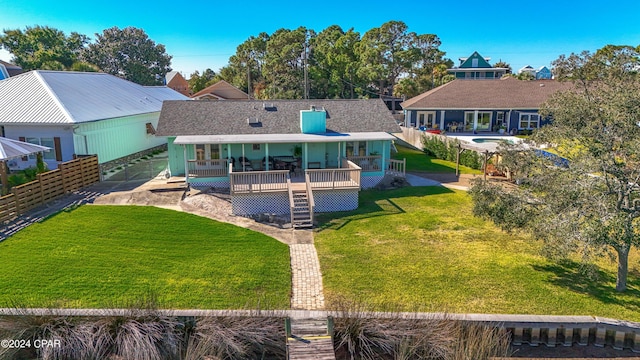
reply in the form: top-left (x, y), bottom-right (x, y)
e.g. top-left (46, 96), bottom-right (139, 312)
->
top-left (422, 135), bottom-right (483, 170)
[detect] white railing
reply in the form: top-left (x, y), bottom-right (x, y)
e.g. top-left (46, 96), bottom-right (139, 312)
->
top-left (287, 178), bottom-right (295, 225)
top-left (229, 170), bottom-right (290, 194)
top-left (346, 155), bottom-right (382, 172)
top-left (305, 173), bottom-right (315, 225)
top-left (306, 159), bottom-right (361, 189)
top-left (387, 158), bottom-right (406, 177)
top-left (187, 159), bottom-right (229, 178)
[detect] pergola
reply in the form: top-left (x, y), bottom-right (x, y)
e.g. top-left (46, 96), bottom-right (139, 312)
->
top-left (0, 137), bottom-right (51, 195)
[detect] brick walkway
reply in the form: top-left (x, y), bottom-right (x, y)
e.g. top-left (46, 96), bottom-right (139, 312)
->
top-left (290, 242), bottom-right (325, 310)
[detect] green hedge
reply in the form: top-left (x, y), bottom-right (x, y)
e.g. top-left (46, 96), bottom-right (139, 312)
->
top-left (422, 136), bottom-right (483, 170)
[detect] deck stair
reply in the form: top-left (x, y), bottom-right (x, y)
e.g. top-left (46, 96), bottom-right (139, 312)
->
top-left (289, 182), bottom-right (313, 229)
top-left (286, 317), bottom-right (335, 360)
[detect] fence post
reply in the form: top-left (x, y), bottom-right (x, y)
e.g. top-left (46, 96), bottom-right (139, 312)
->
top-left (37, 173), bottom-right (45, 205)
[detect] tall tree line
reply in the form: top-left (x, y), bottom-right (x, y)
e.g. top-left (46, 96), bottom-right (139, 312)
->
top-left (0, 25), bottom-right (171, 86)
top-left (212, 21), bottom-right (452, 99)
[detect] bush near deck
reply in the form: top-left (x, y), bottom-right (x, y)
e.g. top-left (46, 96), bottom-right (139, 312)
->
top-left (0, 206), bottom-right (291, 309)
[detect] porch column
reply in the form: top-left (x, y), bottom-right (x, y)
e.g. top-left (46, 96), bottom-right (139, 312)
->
top-left (404, 110), bottom-right (409, 127)
top-left (226, 144), bottom-right (231, 173)
top-left (440, 110), bottom-right (445, 130)
top-left (473, 110), bottom-right (479, 131)
top-left (183, 145), bottom-right (189, 182)
top-left (265, 143), bottom-right (269, 170)
top-left (507, 109), bottom-right (513, 134)
top-left (382, 141), bottom-right (388, 173)
top-left (303, 143), bottom-right (308, 169)
top-left (241, 144), bottom-right (245, 171)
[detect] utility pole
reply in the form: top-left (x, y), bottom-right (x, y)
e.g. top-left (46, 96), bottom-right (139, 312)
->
top-left (246, 61), bottom-right (251, 99)
top-left (303, 41), bottom-right (309, 100)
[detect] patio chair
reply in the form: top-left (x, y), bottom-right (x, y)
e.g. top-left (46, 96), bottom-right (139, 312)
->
top-left (262, 156), bottom-right (274, 170)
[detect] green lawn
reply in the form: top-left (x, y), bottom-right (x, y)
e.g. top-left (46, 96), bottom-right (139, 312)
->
top-left (315, 187), bottom-right (640, 321)
top-left (393, 145), bottom-right (482, 174)
top-left (0, 206), bottom-right (291, 309)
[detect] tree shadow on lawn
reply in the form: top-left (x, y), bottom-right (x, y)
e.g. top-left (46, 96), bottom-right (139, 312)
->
top-left (532, 260), bottom-right (640, 312)
top-left (315, 186), bottom-right (454, 232)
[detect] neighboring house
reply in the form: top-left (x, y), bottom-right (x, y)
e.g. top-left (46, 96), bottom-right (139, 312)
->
top-left (165, 71), bottom-right (191, 96)
top-left (401, 77), bottom-right (571, 133)
top-left (447, 51), bottom-right (508, 80)
top-left (0, 70), bottom-right (188, 170)
top-left (191, 80), bottom-right (250, 100)
top-left (518, 65), bottom-right (536, 77)
top-left (0, 60), bottom-right (23, 80)
top-left (519, 65), bottom-right (553, 80)
top-left (156, 99), bottom-right (404, 218)
top-left (536, 66), bottom-right (553, 80)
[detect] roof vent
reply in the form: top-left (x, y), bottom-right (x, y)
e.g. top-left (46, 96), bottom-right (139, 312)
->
top-left (247, 117), bottom-right (260, 124)
top-left (310, 105), bottom-right (316, 111)
top-left (539, 83), bottom-right (545, 87)
top-left (263, 103), bottom-right (276, 111)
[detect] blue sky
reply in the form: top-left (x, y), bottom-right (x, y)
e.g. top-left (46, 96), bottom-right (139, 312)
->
top-left (1, 0), bottom-right (639, 77)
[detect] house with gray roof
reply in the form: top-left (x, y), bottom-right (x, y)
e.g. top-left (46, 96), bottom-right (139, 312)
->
top-left (156, 99), bottom-right (404, 223)
top-left (401, 77), bottom-right (571, 134)
top-left (191, 80), bottom-right (249, 100)
top-left (0, 70), bottom-right (188, 170)
top-left (0, 60), bottom-right (23, 80)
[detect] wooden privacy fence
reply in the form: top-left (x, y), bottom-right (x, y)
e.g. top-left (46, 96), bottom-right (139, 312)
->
top-left (0, 156), bottom-right (99, 223)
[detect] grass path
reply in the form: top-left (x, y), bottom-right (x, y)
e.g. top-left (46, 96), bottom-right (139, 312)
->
top-left (0, 205), bottom-right (291, 309)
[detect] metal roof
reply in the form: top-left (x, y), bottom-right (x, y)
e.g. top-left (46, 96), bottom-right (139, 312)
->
top-left (173, 132), bottom-right (396, 145)
top-left (0, 136), bottom-right (50, 160)
top-left (0, 70), bottom-right (189, 125)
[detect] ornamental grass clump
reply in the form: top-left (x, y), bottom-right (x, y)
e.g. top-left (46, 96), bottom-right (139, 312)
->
top-left (329, 299), bottom-right (511, 360)
top-left (184, 315), bottom-right (285, 360)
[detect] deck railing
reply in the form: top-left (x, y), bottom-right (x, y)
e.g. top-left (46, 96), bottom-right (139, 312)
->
top-left (229, 170), bottom-right (290, 194)
top-left (306, 159), bottom-right (361, 189)
top-left (305, 173), bottom-right (315, 225)
top-left (187, 159), bottom-right (229, 178)
top-left (387, 158), bottom-right (406, 177)
top-left (346, 155), bottom-right (382, 172)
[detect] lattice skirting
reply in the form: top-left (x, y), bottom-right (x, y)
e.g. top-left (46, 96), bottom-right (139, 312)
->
top-left (361, 175), bottom-right (384, 189)
top-left (314, 189), bottom-right (358, 213)
top-left (232, 192), bottom-right (290, 215)
top-left (189, 180), bottom-right (230, 189)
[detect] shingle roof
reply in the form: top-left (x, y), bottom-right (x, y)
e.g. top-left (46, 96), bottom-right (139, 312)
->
top-left (0, 70), bottom-right (189, 125)
top-left (401, 77), bottom-right (571, 110)
top-left (191, 80), bottom-right (249, 100)
top-left (156, 99), bottom-right (401, 136)
top-left (0, 60), bottom-right (23, 77)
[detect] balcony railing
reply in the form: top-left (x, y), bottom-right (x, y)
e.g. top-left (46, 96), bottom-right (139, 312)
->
top-left (346, 155), bottom-right (382, 172)
top-left (305, 159), bottom-right (361, 189)
top-left (187, 159), bottom-right (229, 178)
top-left (229, 170), bottom-right (290, 195)
top-left (387, 158), bottom-right (406, 177)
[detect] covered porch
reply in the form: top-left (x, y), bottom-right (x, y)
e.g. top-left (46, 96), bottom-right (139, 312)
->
top-left (170, 132), bottom-right (404, 189)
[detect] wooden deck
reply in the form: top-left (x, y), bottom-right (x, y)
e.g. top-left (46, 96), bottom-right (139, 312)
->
top-left (287, 318), bottom-right (336, 360)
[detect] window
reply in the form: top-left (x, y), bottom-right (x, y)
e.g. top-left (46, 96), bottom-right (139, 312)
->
top-left (346, 141), bottom-right (367, 157)
top-left (416, 111), bottom-right (436, 128)
top-left (40, 138), bottom-right (55, 160)
top-left (519, 113), bottom-right (540, 129)
top-left (195, 144), bottom-right (220, 161)
top-left (464, 111), bottom-right (492, 131)
top-left (496, 112), bottom-right (505, 128)
top-left (24, 137), bottom-right (59, 161)
top-left (252, 144), bottom-right (261, 151)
